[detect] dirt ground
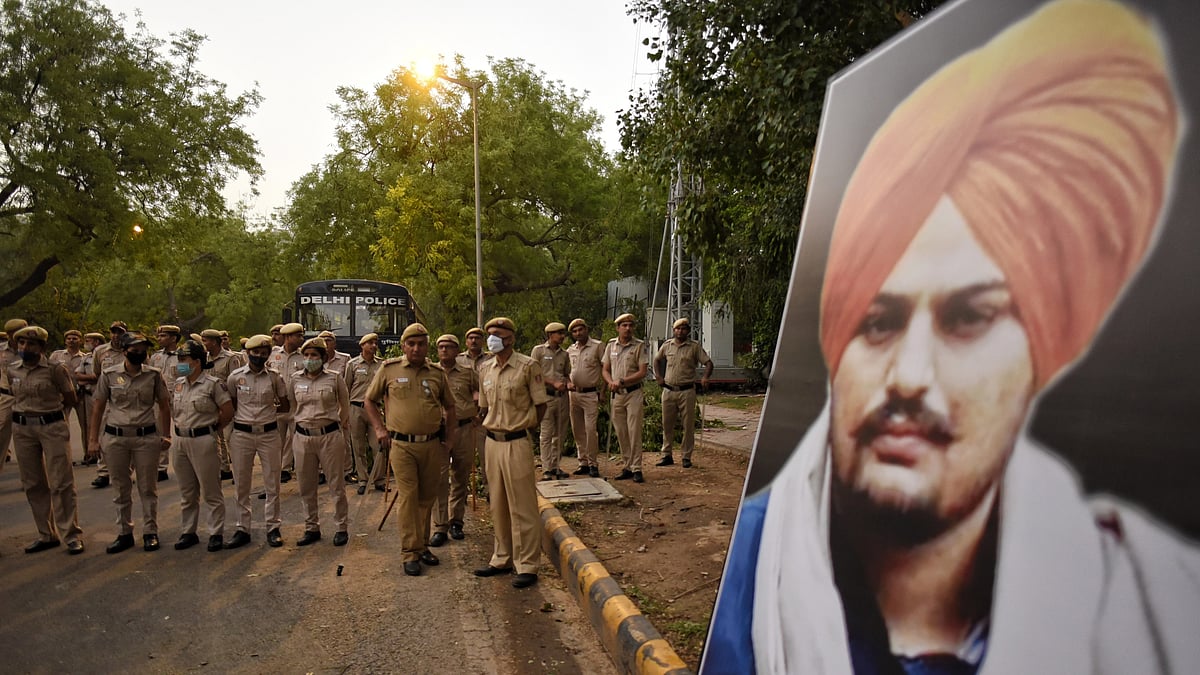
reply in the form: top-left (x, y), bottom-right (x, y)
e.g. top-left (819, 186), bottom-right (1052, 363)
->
top-left (555, 394), bottom-right (760, 670)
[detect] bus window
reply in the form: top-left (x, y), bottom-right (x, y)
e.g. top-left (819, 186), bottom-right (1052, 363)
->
top-left (356, 304), bottom-right (398, 335)
top-left (299, 303), bottom-right (352, 336)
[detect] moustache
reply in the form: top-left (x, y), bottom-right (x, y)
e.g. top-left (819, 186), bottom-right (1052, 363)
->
top-left (854, 395), bottom-right (956, 447)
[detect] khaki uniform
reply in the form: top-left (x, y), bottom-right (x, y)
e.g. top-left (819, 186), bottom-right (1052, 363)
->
top-left (49, 348), bottom-right (88, 459)
top-left (9, 356), bottom-right (83, 545)
top-left (148, 349), bottom-right (179, 472)
top-left (567, 337), bottom-right (604, 469)
top-left (91, 342), bottom-right (126, 478)
top-left (0, 345), bottom-right (21, 468)
top-left (327, 351), bottom-right (351, 375)
top-left (208, 349), bottom-right (240, 473)
top-left (171, 374), bottom-right (229, 537)
top-left (269, 347), bottom-right (305, 473)
top-left (656, 339), bottom-right (712, 460)
top-left (458, 350), bottom-right (493, 477)
top-left (602, 338), bottom-right (649, 472)
top-left (432, 361), bottom-right (479, 534)
top-left (227, 365), bottom-right (288, 533)
top-left (287, 367), bottom-right (351, 534)
top-left (75, 351), bottom-right (96, 463)
top-left (530, 342), bottom-right (570, 475)
top-left (479, 353), bottom-right (550, 575)
top-left (365, 357), bottom-right (454, 562)
top-left (96, 364), bottom-right (168, 536)
top-left (343, 354), bottom-right (383, 484)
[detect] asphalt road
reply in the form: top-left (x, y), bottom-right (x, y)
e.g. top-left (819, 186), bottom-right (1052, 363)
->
top-left (0, 425), bottom-right (614, 674)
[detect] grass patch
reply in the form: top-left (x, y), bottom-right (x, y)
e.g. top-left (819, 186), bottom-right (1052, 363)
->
top-left (701, 394), bottom-right (764, 414)
top-left (625, 585), bottom-right (666, 615)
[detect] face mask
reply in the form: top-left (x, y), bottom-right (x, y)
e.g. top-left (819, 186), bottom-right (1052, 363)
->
top-left (248, 355), bottom-right (268, 368)
top-left (17, 350), bottom-right (36, 362)
top-left (486, 335), bottom-right (505, 353)
top-left (126, 351), bottom-right (147, 365)
top-left (304, 359), bottom-right (323, 373)
top-left (176, 362), bottom-right (192, 376)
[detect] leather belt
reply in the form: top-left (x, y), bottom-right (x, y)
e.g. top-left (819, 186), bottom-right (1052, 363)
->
top-left (295, 421), bottom-right (340, 436)
top-left (175, 424), bottom-right (217, 438)
top-left (104, 423), bottom-right (157, 437)
top-left (233, 421), bottom-right (278, 434)
top-left (486, 428), bottom-right (530, 442)
top-left (576, 386), bottom-right (598, 394)
top-left (350, 401), bottom-right (365, 408)
top-left (0, 386), bottom-right (11, 396)
top-left (457, 417), bottom-right (475, 428)
top-left (662, 383), bottom-right (695, 392)
top-left (546, 388), bottom-right (566, 397)
top-left (389, 430), bottom-right (440, 443)
top-left (12, 410), bottom-right (66, 425)
top-left (615, 383), bottom-right (642, 394)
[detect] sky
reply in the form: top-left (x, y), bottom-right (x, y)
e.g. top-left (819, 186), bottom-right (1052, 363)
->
top-left (98, 1), bottom-right (662, 220)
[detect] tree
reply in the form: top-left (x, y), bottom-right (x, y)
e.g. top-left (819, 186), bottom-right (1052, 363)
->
top-left (0, 0), bottom-right (261, 310)
top-left (621, 0), bottom-right (940, 374)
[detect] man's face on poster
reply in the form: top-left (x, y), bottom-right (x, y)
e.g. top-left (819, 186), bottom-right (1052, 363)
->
top-left (829, 196), bottom-right (1035, 533)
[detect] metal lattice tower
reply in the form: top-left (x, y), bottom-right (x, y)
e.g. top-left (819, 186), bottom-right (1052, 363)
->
top-left (663, 164), bottom-right (702, 344)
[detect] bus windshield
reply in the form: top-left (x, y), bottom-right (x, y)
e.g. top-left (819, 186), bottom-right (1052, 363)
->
top-left (292, 279), bottom-right (422, 355)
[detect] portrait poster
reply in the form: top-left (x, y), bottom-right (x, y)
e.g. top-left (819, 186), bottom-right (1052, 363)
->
top-left (702, 0), bottom-right (1200, 673)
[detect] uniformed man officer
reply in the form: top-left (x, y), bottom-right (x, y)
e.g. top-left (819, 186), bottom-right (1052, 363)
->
top-left (345, 333), bottom-right (384, 494)
top-left (88, 320), bottom-right (131, 488)
top-left (319, 330), bottom-right (352, 375)
top-left (602, 313), bottom-right (649, 483)
top-left (653, 318), bottom-right (713, 469)
top-left (287, 337), bottom-right (352, 547)
top-left (365, 324), bottom-right (456, 575)
top-left (149, 325), bottom-right (182, 480)
top-left (226, 334), bottom-right (290, 548)
top-left (9, 326), bottom-right (85, 554)
top-left (269, 324), bottom-right (284, 350)
top-left (49, 329), bottom-right (89, 461)
top-left (531, 322), bottom-right (571, 481)
top-left (1, 318), bottom-right (29, 472)
top-left (268, 322), bottom-right (306, 483)
top-left (74, 332), bottom-right (106, 466)
top-left (566, 318), bottom-right (604, 477)
top-left (90, 331), bottom-right (172, 553)
top-left (473, 317), bottom-right (550, 589)
top-left (431, 333), bottom-right (479, 544)
top-left (201, 328), bottom-right (239, 480)
top-left (457, 327), bottom-right (493, 481)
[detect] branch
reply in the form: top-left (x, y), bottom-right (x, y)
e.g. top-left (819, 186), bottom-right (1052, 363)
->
top-left (491, 263), bottom-right (572, 294)
top-left (0, 255), bottom-right (60, 309)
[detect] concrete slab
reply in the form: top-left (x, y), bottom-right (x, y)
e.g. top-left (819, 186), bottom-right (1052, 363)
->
top-left (536, 477), bottom-right (624, 504)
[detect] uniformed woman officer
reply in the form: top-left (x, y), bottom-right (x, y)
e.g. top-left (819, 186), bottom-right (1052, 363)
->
top-left (171, 340), bottom-right (233, 552)
top-left (288, 337), bottom-right (352, 546)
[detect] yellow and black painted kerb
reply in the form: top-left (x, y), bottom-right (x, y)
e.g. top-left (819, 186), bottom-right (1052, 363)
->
top-left (538, 497), bottom-right (693, 675)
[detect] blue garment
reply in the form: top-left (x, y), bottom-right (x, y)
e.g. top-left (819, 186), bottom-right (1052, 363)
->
top-left (704, 489), bottom-right (769, 674)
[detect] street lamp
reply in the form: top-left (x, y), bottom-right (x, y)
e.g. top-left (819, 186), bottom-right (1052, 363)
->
top-left (436, 69), bottom-right (485, 329)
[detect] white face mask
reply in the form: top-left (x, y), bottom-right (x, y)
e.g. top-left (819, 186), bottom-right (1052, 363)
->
top-left (486, 335), bottom-right (505, 353)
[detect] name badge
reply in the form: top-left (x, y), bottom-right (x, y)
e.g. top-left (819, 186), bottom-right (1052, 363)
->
top-left (397, 377), bottom-right (409, 383)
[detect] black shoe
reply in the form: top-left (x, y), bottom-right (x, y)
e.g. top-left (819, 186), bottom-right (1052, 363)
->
top-left (333, 531), bottom-right (348, 547)
top-left (656, 455), bottom-right (674, 467)
top-left (589, 466), bottom-right (599, 478)
top-left (540, 471), bottom-right (555, 481)
top-left (267, 529), bottom-right (282, 547)
top-left (106, 534), bottom-right (135, 554)
top-left (512, 573), bottom-right (538, 589)
top-left (225, 531), bottom-right (251, 549)
top-left (613, 469), bottom-right (634, 480)
top-left (143, 534), bottom-right (160, 551)
top-left (682, 458), bottom-right (693, 468)
top-left (297, 530), bottom-right (321, 546)
top-left (572, 465), bottom-right (590, 475)
top-left (473, 565), bottom-right (513, 577)
top-left (66, 540), bottom-right (85, 555)
top-left (633, 471), bottom-right (644, 483)
top-left (429, 531), bottom-right (448, 547)
top-left (220, 470), bottom-right (233, 481)
top-left (448, 523), bottom-right (464, 540)
top-left (344, 474), bottom-right (358, 484)
top-left (207, 535), bottom-right (224, 552)
top-left (419, 550), bottom-right (440, 566)
top-left (174, 533), bottom-right (200, 550)
top-left (318, 473), bottom-right (327, 485)
top-left (91, 475), bottom-right (110, 488)
top-left (555, 469), bottom-right (570, 479)
top-left (157, 470), bottom-right (169, 481)
top-left (356, 484), bottom-right (366, 495)
top-left (374, 484), bottom-right (386, 492)
top-left (280, 470), bottom-right (292, 483)
top-left (404, 561), bottom-right (422, 576)
top-left (25, 539), bottom-right (60, 554)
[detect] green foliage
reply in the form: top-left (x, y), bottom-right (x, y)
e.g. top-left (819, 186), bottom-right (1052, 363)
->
top-left (621, 0), bottom-right (940, 372)
top-left (0, 0), bottom-right (262, 310)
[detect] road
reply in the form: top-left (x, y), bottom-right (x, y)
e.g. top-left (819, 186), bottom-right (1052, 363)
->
top-left (0, 426), bottom-right (614, 674)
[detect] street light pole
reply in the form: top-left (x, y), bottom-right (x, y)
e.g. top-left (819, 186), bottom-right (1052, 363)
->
top-left (439, 72), bottom-right (485, 328)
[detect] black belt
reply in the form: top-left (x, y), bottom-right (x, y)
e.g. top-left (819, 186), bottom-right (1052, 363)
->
top-left (616, 383), bottom-right (642, 394)
top-left (0, 386), bottom-right (11, 396)
top-left (389, 430), bottom-right (440, 443)
top-left (104, 423), bottom-right (157, 437)
top-left (175, 424), bottom-right (217, 438)
top-left (546, 389), bottom-right (566, 397)
top-left (662, 383), bottom-right (695, 392)
top-left (12, 410), bottom-right (65, 425)
top-left (233, 421), bottom-right (279, 434)
top-left (486, 428), bottom-right (530, 442)
top-left (295, 422), bottom-right (340, 436)
top-left (457, 417), bottom-right (475, 428)
top-left (350, 401), bottom-right (364, 408)
top-left (576, 386), bottom-right (598, 394)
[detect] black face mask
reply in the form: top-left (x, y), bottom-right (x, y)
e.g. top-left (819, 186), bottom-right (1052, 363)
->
top-left (18, 350), bottom-right (38, 363)
top-left (126, 351), bottom-right (147, 365)
top-left (248, 355), bottom-right (268, 368)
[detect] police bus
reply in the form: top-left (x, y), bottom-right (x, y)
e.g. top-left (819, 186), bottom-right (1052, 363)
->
top-left (286, 280), bottom-right (423, 356)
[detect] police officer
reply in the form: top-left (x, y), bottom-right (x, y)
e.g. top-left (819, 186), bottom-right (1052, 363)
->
top-left (365, 324), bottom-right (456, 575)
top-left (89, 320), bottom-right (130, 488)
top-left (226, 335), bottom-right (290, 548)
top-left (345, 333), bottom-right (383, 494)
top-left (49, 329), bottom-right (89, 461)
top-left (74, 332), bottom-right (105, 466)
top-left (566, 318), bottom-right (604, 477)
top-left (89, 331), bottom-right (172, 553)
top-left (9, 326), bottom-right (85, 554)
top-left (288, 337), bottom-right (351, 547)
top-left (473, 317), bottom-right (550, 589)
top-left (319, 330), bottom-right (351, 375)
top-left (654, 317), bottom-right (713, 469)
top-left (457, 327), bottom-right (493, 480)
top-left (531, 322), bottom-right (571, 481)
top-left (268, 322), bottom-right (306, 483)
top-left (269, 324), bottom-right (285, 350)
top-left (149, 325), bottom-right (182, 480)
top-left (431, 333), bottom-right (479, 544)
top-left (1, 318), bottom-right (29, 472)
top-left (602, 313), bottom-right (649, 483)
top-left (169, 340), bottom-right (233, 551)
top-left (200, 329), bottom-right (239, 481)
